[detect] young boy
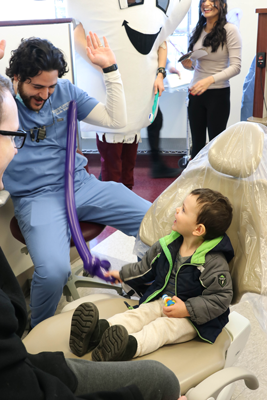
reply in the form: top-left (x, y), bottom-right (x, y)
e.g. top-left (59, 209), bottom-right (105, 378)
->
top-left (70, 188), bottom-right (234, 364)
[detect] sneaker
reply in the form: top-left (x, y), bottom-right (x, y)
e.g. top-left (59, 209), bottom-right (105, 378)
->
top-left (69, 302), bottom-right (109, 357)
top-left (92, 325), bottom-right (138, 362)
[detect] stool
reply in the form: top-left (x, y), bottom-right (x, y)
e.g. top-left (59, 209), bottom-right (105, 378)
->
top-left (10, 216), bottom-right (123, 301)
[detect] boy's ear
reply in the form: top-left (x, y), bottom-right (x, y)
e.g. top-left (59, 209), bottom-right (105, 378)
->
top-left (193, 224), bottom-right (206, 237)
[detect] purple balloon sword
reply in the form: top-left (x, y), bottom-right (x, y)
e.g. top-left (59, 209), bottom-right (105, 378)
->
top-left (65, 100), bottom-right (115, 283)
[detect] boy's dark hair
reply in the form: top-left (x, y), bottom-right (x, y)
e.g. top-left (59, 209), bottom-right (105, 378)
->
top-left (6, 37), bottom-right (69, 83)
top-left (0, 74), bottom-right (13, 126)
top-left (191, 188), bottom-right (233, 240)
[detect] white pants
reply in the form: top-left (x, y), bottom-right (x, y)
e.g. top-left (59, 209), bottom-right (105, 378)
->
top-left (108, 299), bottom-right (197, 357)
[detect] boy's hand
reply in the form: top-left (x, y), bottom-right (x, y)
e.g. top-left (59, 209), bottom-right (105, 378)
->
top-left (163, 296), bottom-right (190, 318)
top-left (104, 270), bottom-right (122, 284)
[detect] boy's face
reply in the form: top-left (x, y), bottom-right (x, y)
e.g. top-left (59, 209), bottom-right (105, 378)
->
top-left (172, 194), bottom-right (200, 237)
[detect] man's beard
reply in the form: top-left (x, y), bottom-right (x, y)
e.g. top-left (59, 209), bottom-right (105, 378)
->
top-left (18, 82), bottom-right (50, 111)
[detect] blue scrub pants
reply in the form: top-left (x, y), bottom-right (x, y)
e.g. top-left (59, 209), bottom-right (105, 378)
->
top-left (14, 174), bottom-right (151, 327)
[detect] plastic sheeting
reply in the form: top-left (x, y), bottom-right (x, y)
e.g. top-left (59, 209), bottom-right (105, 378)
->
top-left (139, 121), bottom-right (267, 331)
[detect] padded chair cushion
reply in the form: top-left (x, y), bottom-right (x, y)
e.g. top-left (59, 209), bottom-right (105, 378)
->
top-left (70, 221), bottom-right (105, 245)
top-left (10, 216), bottom-right (105, 247)
top-left (10, 216), bottom-right (26, 244)
top-left (23, 294), bottom-right (231, 394)
top-left (208, 122), bottom-right (264, 178)
top-left (139, 122), bottom-right (267, 303)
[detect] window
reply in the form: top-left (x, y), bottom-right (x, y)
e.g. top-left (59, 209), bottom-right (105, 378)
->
top-left (119, 0), bottom-right (144, 9)
top-left (156, 0), bottom-right (170, 14)
top-left (1, 0), bottom-right (67, 21)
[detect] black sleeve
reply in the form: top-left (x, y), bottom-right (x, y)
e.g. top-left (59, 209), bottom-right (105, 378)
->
top-left (78, 385), bottom-right (144, 400)
top-left (0, 247), bottom-right (28, 336)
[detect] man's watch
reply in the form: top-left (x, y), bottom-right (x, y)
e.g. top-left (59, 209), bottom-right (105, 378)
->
top-left (157, 67), bottom-right (166, 78)
top-left (103, 64), bottom-right (118, 73)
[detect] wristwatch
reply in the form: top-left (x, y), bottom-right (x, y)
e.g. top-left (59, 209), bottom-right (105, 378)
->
top-left (157, 67), bottom-right (166, 78)
top-left (103, 64), bottom-right (118, 73)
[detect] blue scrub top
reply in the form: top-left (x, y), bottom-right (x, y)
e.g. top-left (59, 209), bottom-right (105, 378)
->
top-left (3, 79), bottom-right (98, 199)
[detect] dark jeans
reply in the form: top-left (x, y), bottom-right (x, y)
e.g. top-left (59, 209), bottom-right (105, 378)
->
top-left (147, 107), bottom-right (163, 163)
top-left (188, 87), bottom-right (231, 159)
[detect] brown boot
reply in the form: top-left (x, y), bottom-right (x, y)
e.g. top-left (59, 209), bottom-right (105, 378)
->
top-left (92, 325), bottom-right (137, 362)
top-left (70, 302), bottom-right (109, 357)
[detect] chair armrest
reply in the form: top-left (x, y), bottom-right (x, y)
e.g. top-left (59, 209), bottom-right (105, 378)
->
top-left (186, 367), bottom-right (259, 400)
top-left (0, 190), bottom-right (10, 207)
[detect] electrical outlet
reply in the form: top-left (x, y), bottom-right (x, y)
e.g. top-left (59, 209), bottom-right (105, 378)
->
top-left (257, 52), bottom-right (266, 69)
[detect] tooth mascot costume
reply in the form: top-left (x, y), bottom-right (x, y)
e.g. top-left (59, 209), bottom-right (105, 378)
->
top-left (67, 0), bottom-right (192, 188)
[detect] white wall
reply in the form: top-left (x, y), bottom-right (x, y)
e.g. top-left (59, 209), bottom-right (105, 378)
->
top-left (227, 0), bottom-right (265, 126)
top-left (0, 0), bottom-right (56, 21)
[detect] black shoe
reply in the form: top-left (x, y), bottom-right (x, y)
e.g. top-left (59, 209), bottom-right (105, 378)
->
top-left (70, 302), bottom-right (109, 357)
top-left (92, 325), bottom-right (138, 362)
top-left (151, 163), bottom-right (183, 179)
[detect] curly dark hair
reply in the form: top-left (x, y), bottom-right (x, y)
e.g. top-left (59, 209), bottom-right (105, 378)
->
top-left (188, 0), bottom-right (228, 53)
top-left (190, 188), bottom-right (233, 240)
top-left (6, 37), bottom-right (69, 82)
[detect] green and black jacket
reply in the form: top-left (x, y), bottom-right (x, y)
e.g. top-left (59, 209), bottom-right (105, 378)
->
top-left (120, 231), bottom-right (234, 343)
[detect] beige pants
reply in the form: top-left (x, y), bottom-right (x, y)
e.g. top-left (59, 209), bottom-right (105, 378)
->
top-left (108, 298), bottom-right (197, 357)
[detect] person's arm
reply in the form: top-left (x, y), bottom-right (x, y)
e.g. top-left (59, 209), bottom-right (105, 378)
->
top-left (0, 39), bottom-right (6, 59)
top-left (184, 255), bottom-right (233, 325)
top-left (189, 24), bottom-right (242, 96)
top-left (82, 70), bottom-right (127, 129)
top-left (153, 42), bottom-right (167, 96)
top-left (78, 30), bottom-right (127, 129)
top-left (105, 241), bottom-right (162, 283)
top-left (73, 23), bottom-right (89, 63)
top-left (211, 24), bottom-right (242, 84)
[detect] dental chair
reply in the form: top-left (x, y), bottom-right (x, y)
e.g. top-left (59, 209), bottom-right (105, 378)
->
top-left (9, 149), bottom-right (123, 300)
top-left (23, 122), bottom-right (265, 399)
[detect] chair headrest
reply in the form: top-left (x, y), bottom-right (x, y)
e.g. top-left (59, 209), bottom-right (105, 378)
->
top-left (208, 122), bottom-right (264, 178)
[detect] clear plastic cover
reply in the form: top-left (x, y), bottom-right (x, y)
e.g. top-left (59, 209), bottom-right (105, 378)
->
top-left (138, 121), bottom-right (267, 330)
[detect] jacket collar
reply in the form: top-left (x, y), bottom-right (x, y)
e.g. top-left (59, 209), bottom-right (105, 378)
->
top-left (160, 232), bottom-right (234, 266)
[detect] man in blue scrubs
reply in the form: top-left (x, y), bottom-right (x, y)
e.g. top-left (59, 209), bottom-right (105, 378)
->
top-left (0, 44), bottom-right (184, 399)
top-left (3, 34), bottom-right (151, 328)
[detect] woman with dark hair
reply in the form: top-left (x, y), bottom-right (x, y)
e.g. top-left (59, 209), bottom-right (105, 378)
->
top-left (182, 0), bottom-right (242, 159)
